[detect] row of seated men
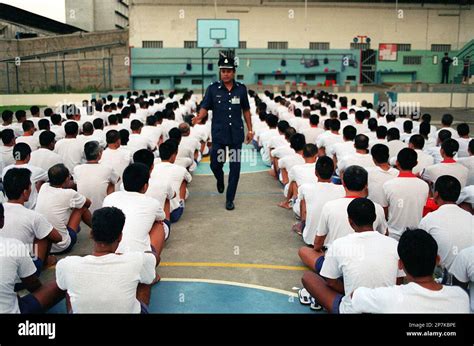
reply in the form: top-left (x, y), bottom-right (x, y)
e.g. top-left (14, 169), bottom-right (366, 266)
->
top-left (251, 90), bottom-right (473, 313)
top-left (0, 90), bottom-right (230, 313)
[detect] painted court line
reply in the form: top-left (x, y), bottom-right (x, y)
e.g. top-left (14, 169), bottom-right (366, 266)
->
top-left (160, 261), bottom-right (307, 271)
top-left (160, 277), bottom-right (298, 297)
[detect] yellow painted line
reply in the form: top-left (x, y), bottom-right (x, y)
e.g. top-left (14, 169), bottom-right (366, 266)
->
top-left (161, 278), bottom-right (298, 297)
top-left (160, 262), bottom-right (307, 271)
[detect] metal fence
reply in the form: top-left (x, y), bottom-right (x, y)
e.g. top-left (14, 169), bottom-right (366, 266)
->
top-left (0, 57), bottom-right (113, 94)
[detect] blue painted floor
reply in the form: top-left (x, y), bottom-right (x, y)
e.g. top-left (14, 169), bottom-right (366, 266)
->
top-left (48, 280), bottom-right (316, 314)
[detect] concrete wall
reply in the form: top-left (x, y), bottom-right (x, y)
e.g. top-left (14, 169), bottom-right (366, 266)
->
top-left (0, 93), bottom-right (93, 107)
top-left (129, 1), bottom-right (473, 50)
top-left (0, 30), bottom-right (130, 94)
top-left (397, 92), bottom-right (474, 108)
top-left (66, 0), bottom-right (129, 32)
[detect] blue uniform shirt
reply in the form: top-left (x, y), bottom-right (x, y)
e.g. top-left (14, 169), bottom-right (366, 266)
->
top-left (200, 80), bottom-right (250, 145)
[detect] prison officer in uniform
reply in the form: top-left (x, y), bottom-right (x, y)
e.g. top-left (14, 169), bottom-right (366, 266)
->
top-left (192, 54), bottom-right (253, 210)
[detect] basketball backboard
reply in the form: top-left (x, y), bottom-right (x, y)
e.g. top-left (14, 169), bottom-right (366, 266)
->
top-left (197, 19), bottom-right (239, 48)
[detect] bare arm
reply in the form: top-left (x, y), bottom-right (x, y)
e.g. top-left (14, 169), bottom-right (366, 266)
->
top-left (192, 108), bottom-right (208, 125)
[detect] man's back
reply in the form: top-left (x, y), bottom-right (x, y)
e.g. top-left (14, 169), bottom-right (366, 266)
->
top-left (55, 252), bottom-right (156, 313)
top-left (419, 204), bottom-right (474, 270)
top-left (351, 282), bottom-right (469, 313)
top-left (321, 231), bottom-right (402, 313)
top-left (29, 148), bottom-right (63, 172)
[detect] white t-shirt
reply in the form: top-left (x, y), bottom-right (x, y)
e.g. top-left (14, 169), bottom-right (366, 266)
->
top-left (317, 132), bottom-right (343, 155)
top-left (150, 162), bottom-right (192, 210)
top-left (50, 124), bottom-right (66, 140)
top-left (0, 146), bottom-right (14, 172)
top-left (288, 162), bottom-right (317, 186)
top-left (54, 138), bottom-right (84, 172)
top-left (271, 143), bottom-right (294, 160)
top-left (316, 197), bottom-right (388, 247)
top-left (99, 147), bottom-right (131, 179)
top-left (302, 127), bottom-right (325, 144)
top-left (298, 182), bottom-right (346, 245)
top-left (457, 138), bottom-right (471, 158)
top-left (419, 204), bottom-right (474, 270)
top-left (73, 163), bottom-right (119, 213)
top-left (449, 246), bottom-right (474, 313)
top-left (16, 135), bottom-right (40, 151)
top-left (457, 156), bottom-right (474, 187)
top-left (145, 179), bottom-right (176, 210)
top-left (366, 166), bottom-right (398, 206)
top-left (421, 162), bottom-right (469, 188)
top-left (0, 202), bottom-right (52, 246)
top-left (35, 183), bottom-right (86, 253)
top-left (141, 126), bottom-right (162, 146)
top-left (381, 176), bottom-right (429, 240)
top-left (458, 185), bottom-right (474, 208)
top-left (178, 136), bottom-right (200, 161)
top-left (0, 236), bottom-right (37, 313)
top-left (413, 149), bottom-right (435, 175)
top-left (103, 191), bottom-right (165, 253)
top-left (127, 133), bottom-right (155, 155)
top-left (56, 252), bottom-right (156, 313)
top-left (29, 148), bottom-right (63, 172)
top-left (351, 282), bottom-right (469, 313)
top-left (386, 140), bottom-right (407, 159)
top-left (2, 163), bottom-right (48, 210)
top-left (321, 232), bottom-right (404, 313)
top-left (338, 152), bottom-right (376, 171)
top-left (331, 141), bottom-right (356, 162)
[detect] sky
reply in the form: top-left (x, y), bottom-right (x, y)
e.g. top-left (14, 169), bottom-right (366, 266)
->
top-left (1, 0), bottom-right (66, 22)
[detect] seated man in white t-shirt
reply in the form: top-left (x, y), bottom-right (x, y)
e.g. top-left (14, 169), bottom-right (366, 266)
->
top-left (421, 138), bottom-right (469, 189)
top-left (56, 207), bottom-right (159, 313)
top-left (279, 144), bottom-right (318, 209)
top-left (103, 163), bottom-right (167, 256)
top-left (1, 168), bottom-right (62, 275)
top-left (301, 198), bottom-right (404, 313)
top-left (301, 114), bottom-right (324, 145)
top-left (29, 130), bottom-right (64, 172)
top-left (436, 113), bottom-right (459, 140)
top-left (0, 204), bottom-right (65, 314)
top-left (295, 156), bottom-right (345, 244)
top-left (456, 123), bottom-right (471, 158)
top-left (151, 140), bottom-right (193, 223)
top-left (54, 121), bottom-right (84, 172)
top-left (385, 128), bottom-right (407, 161)
top-left (366, 144), bottom-right (398, 206)
top-left (457, 139), bottom-right (473, 186)
top-left (133, 149), bottom-right (173, 224)
top-left (36, 164), bottom-right (92, 255)
top-left (407, 134), bottom-right (434, 175)
top-left (381, 148), bottom-right (429, 240)
top-left (419, 175), bottom-right (474, 271)
top-left (2, 143), bottom-right (48, 210)
top-left (450, 246), bottom-right (474, 313)
top-left (74, 141), bottom-right (119, 214)
top-left (269, 126), bottom-right (295, 179)
top-left (331, 125), bottom-right (356, 169)
top-left (141, 115), bottom-right (163, 148)
top-left (424, 129), bottom-right (452, 165)
top-left (127, 120), bottom-right (156, 155)
top-left (351, 229), bottom-right (469, 313)
top-left (16, 120), bottom-right (40, 151)
top-left (337, 134), bottom-right (375, 172)
top-left (0, 129), bottom-right (16, 172)
top-left (276, 132), bottom-right (305, 185)
top-left (298, 165), bottom-right (388, 272)
top-left (100, 129), bottom-right (132, 183)
top-left (316, 119), bottom-right (343, 157)
top-left (176, 123), bottom-right (201, 172)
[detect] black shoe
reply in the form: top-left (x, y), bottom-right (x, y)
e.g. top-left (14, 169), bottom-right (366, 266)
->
top-left (217, 179), bottom-right (225, 193)
top-left (225, 201), bottom-right (235, 210)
